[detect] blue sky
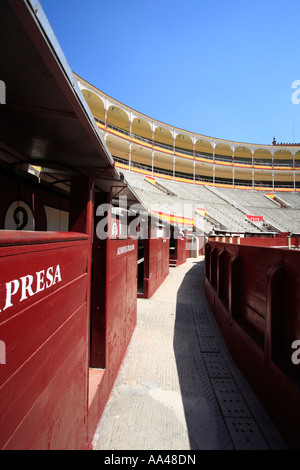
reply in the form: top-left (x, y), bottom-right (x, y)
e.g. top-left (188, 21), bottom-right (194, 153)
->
top-left (40, 0), bottom-right (300, 146)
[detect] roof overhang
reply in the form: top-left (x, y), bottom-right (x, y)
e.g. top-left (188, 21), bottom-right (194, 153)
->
top-left (0, 0), bottom-right (142, 208)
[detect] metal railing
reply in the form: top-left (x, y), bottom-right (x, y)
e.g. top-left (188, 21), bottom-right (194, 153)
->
top-left (114, 156), bottom-right (298, 190)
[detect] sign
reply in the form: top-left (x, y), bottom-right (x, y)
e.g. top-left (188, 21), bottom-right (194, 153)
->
top-left (111, 222), bottom-right (118, 237)
top-left (246, 214), bottom-right (264, 222)
top-left (4, 201), bottom-right (35, 231)
top-left (0, 265), bottom-right (62, 312)
top-left (117, 244), bottom-right (135, 256)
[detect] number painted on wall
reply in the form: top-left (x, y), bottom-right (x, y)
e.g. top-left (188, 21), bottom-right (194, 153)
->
top-left (4, 201), bottom-right (35, 231)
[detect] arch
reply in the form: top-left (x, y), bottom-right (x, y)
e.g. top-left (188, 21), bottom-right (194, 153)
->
top-left (195, 139), bottom-right (214, 160)
top-left (76, 76), bottom-right (300, 192)
top-left (175, 133), bottom-right (193, 154)
top-left (107, 105), bottom-right (130, 134)
top-left (253, 148), bottom-right (272, 168)
top-left (214, 142), bottom-right (233, 163)
top-left (273, 149), bottom-right (294, 168)
top-left (81, 89), bottom-right (105, 122)
top-left (132, 117), bottom-right (152, 142)
top-left (295, 150), bottom-right (300, 169)
top-left (234, 145), bottom-right (252, 165)
top-left (154, 126), bottom-right (173, 148)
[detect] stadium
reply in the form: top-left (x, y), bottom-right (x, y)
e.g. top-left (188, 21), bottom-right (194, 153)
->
top-left (0, 0), bottom-right (299, 451)
top-left (77, 73), bottom-right (300, 238)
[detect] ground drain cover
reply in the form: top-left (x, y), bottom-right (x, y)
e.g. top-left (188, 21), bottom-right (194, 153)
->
top-left (225, 417), bottom-right (269, 450)
top-left (196, 322), bottom-right (214, 336)
top-left (211, 378), bottom-right (252, 417)
top-left (202, 352), bottom-right (231, 378)
top-left (198, 336), bottom-right (219, 352)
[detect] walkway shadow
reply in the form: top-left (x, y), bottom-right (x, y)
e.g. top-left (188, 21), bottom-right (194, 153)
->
top-left (173, 259), bottom-right (233, 450)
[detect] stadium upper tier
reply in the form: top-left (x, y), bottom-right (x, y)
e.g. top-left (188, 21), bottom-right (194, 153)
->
top-left (76, 74), bottom-right (300, 192)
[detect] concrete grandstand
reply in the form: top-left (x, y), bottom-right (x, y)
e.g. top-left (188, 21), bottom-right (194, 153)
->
top-left (75, 73), bottom-right (300, 238)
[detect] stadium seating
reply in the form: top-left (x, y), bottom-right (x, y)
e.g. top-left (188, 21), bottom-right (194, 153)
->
top-left (122, 169), bottom-right (300, 235)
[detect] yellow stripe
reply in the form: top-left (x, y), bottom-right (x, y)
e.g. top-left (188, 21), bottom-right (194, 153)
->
top-left (175, 151), bottom-right (194, 160)
top-left (253, 165), bottom-right (272, 170)
top-left (132, 137), bottom-right (152, 149)
top-left (153, 145), bottom-right (173, 156)
top-left (274, 187), bottom-right (294, 192)
top-left (234, 163), bottom-right (252, 168)
top-left (273, 166), bottom-right (293, 170)
top-left (115, 162), bottom-right (296, 192)
top-left (108, 128), bottom-right (131, 141)
top-left (96, 121), bottom-right (105, 130)
top-left (145, 176), bottom-right (156, 185)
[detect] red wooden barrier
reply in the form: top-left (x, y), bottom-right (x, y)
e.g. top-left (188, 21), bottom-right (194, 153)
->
top-left (240, 236), bottom-right (300, 249)
top-left (210, 234), bottom-right (300, 249)
top-left (170, 236), bottom-right (187, 267)
top-left (0, 177), bottom-right (140, 449)
top-left (140, 236), bottom-right (170, 299)
top-left (0, 231), bottom-right (89, 450)
top-left (88, 199), bottom-right (138, 444)
top-left (205, 241), bottom-right (300, 449)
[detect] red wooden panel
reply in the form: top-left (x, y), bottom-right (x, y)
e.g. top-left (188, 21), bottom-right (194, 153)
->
top-left (282, 252), bottom-right (300, 363)
top-left (0, 230), bottom-right (88, 248)
top-left (170, 237), bottom-right (187, 267)
top-left (206, 241), bottom-right (300, 355)
top-left (142, 237), bottom-right (169, 298)
top-left (2, 304), bottom-right (87, 450)
top-left (239, 236), bottom-right (300, 248)
top-left (106, 239), bottom-right (137, 373)
top-left (0, 275), bottom-right (87, 387)
top-left (0, 233), bottom-right (89, 450)
top-left (0, 240), bottom-right (88, 323)
top-left (205, 240), bottom-right (300, 449)
top-left (239, 250), bottom-right (283, 334)
top-left (218, 250), bottom-right (231, 305)
top-left (240, 245), bottom-right (283, 267)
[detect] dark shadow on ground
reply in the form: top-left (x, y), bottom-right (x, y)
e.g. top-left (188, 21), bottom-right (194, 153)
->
top-left (172, 259), bottom-right (226, 450)
top-left (173, 258), bottom-right (288, 451)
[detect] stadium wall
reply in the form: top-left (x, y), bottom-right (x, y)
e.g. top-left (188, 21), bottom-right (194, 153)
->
top-left (205, 240), bottom-right (300, 449)
top-left (76, 74), bottom-right (300, 193)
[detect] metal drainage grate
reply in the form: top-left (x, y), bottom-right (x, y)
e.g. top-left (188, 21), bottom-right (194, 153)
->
top-left (195, 321), bottom-right (214, 337)
top-left (210, 378), bottom-right (252, 417)
top-left (202, 352), bottom-right (231, 378)
top-left (225, 417), bottom-right (269, 450)
top-left (198, 336), bottom-right (219, 352)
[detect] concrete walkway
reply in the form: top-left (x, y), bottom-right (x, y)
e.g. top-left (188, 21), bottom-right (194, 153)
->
top-left (92, 258), bottom-right (287, 450)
